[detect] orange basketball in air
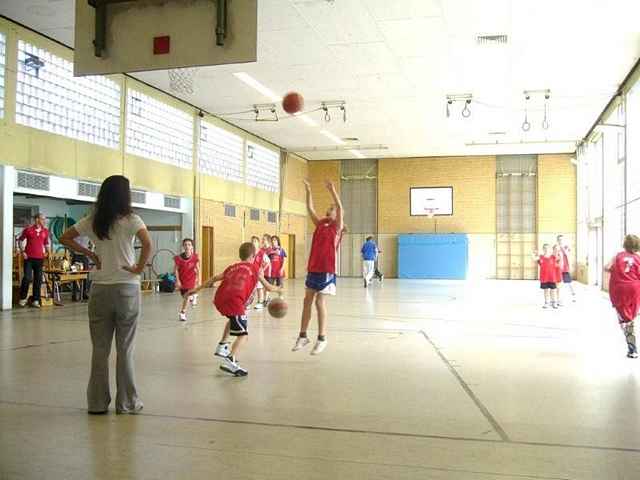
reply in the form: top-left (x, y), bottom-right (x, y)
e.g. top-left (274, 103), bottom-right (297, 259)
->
top-left (282, 92), bottom-right (304, 114)
top-left (268, 297), bottom-right (288, 319)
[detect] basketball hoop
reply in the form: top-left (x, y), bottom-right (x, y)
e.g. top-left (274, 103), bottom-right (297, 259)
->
top-left (168, 68), bottom-right (198, 95)
top-left (425, 208), bottom-right (435, 219)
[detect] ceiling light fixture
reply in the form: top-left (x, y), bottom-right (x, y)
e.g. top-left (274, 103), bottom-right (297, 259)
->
top-left (287, 144), bottom-right (387, 153)
top-left (320, 130), bottom-right (345, 144)
top-left (233, 72), bottom-right (282, 102)
top-left (349, 149), bottom-right (366, 159)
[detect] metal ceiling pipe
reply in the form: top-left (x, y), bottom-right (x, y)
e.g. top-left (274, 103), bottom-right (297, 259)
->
top-left (216, 0), bottom-right (227, 46)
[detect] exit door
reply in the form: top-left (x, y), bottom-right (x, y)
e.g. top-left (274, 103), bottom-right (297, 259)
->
top-left (201, 226), bottom-right (214, 281)
top-left (280, 234), bottom-right (295, 279)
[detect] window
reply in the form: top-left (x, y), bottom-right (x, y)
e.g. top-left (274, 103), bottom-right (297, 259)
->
top-left (17, 171), bottom-right (50, 191)
top-left (0, 32), bottom-right (6, 118)
top-left (246, 142), bottom-right (280, 192)
top-left (164, 195), bottom-right (181, 209)
top-left (126, 89), bottom-right (193, 169)
top-left (267, 211), bottom-right (277, 223)
top-left (224, 204), bottom-right (236, 217)
top-left (131, 189), bottom-right (146, 204)
top-left (198, 120), bottom-right (244, 182)
top-left (78, 181), bottom-right (100, 198)
top-left (14, 205), bottom-right (38, 227)
top-left (249, 208), bottom-right (260, 221)
top-left (627, 82), bottom-right (640, 204)
top-left (15, 41), bottom-right (121, 148)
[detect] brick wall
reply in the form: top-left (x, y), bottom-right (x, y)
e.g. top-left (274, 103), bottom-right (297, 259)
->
top-left (307, 160), bottom-right (341, 232)
top-left (378, 156), bottom-right (496, 234)
top-left (537, 153), bottom-right (577, 276)
top-left (538, 154), bottom-right (577, 233)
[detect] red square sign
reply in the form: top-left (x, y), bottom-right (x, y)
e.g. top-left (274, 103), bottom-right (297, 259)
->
top-left (153, 36), bottom-right (171, 55)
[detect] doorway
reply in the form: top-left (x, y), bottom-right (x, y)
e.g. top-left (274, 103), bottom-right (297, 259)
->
top-left (280, 233), bottom-right (295, 279)
top-left (201, 226), bottom-right (214, 280)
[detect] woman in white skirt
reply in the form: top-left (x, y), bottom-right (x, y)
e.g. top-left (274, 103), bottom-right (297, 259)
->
top-left (61, 175), bottom-right (152, 414)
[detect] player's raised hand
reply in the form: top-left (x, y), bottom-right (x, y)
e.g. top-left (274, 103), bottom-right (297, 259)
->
top-left (325, 180), bottom-right (336, 191)
top-left (303, 179), bottom-right (311, 190)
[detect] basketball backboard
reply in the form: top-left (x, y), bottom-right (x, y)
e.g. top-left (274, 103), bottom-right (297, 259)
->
top-left (409, 187), bottom-right (453, 216)
top-left (74, 0), bottom-right (257, 77)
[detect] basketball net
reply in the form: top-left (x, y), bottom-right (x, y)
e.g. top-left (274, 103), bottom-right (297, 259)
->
top-left (425, 208), bottom-right (435, 219)
top-left (168, 67), bottom-right (198, 95)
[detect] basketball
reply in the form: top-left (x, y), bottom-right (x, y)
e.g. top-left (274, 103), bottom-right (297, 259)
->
top-left (282, 92), bottom-right (304, 114)
top-left (268, 297), bottom-right (288, 318)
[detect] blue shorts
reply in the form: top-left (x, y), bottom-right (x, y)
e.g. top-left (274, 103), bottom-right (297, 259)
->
top-left (305, 272), bottom-right (337, 295)
top-left (227, 315), bottom-right (248, 336)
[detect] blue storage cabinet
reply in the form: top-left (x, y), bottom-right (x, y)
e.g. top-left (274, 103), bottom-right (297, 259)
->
top-left (397, 234), bottom-right (468, 280)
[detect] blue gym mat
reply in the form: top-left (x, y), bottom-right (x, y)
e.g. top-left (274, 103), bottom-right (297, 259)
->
top-left (397, 234), bottom-right (468, 280)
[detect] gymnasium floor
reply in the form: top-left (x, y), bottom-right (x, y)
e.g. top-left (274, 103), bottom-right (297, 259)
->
top-left (1, 279), bottom-right (639, 479)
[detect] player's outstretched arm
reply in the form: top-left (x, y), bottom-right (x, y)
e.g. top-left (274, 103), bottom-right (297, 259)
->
top-left (258, 273), bottom-right (283, 294)
top-left (326, 180), bottom-right (344, 232)
top-left (189, 273), bottom-right (223, 295)
top-left (303, 180), bottom-right (321, 226)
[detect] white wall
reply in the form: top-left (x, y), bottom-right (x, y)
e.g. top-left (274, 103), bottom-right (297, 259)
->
top-left (1, 166), bottom-right (15, 310)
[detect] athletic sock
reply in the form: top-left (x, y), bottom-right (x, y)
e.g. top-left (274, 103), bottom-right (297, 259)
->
top-left (624, 323), bottom-right (637, 354)
top-left (317, 335), bottom-right (326, 342)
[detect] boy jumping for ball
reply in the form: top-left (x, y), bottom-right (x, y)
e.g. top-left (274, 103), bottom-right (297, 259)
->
top-left (174, 238), bottom-right (199, 322)
top-left (188, 242), bottom-right (282, 376)
top-left (293, 179), bottom-right (344, 355)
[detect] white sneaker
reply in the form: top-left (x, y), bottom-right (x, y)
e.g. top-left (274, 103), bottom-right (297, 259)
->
top-left (32, 300), bottom-right (41, 309)
top-left (179, 311), bottom-right (187, 322)
top-left (254, 303), bottom-right (264, 310)
top-left (542, 303), bottom-right (549, 309)
top-left (311, 339), bottom-right (327, 355)
top-left (18, 299), bottom-right (27, 307)
top-left (116, 403), bottom-right (144, 415)
top-left (220, 355), bottom-right (248, 376)
top-left (191, 294), bottom-right (198, 306)
top-left (292, 337), bottom-right (310, 352)
top-left (214, 343), bottom-right (230, 358)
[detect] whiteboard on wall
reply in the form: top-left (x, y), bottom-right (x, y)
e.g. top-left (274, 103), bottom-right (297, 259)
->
top-left (410, 187), bottom-right (453, 216)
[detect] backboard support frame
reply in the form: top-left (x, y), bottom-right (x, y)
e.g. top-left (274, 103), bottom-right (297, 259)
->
top-left (74, 0), bottom-right (256, 77)
top-left (87, 0), bottom-right (228, 58)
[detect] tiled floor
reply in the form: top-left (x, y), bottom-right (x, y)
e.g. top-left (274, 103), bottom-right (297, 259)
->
top-left (1, 279), bottom-right (639, 479)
